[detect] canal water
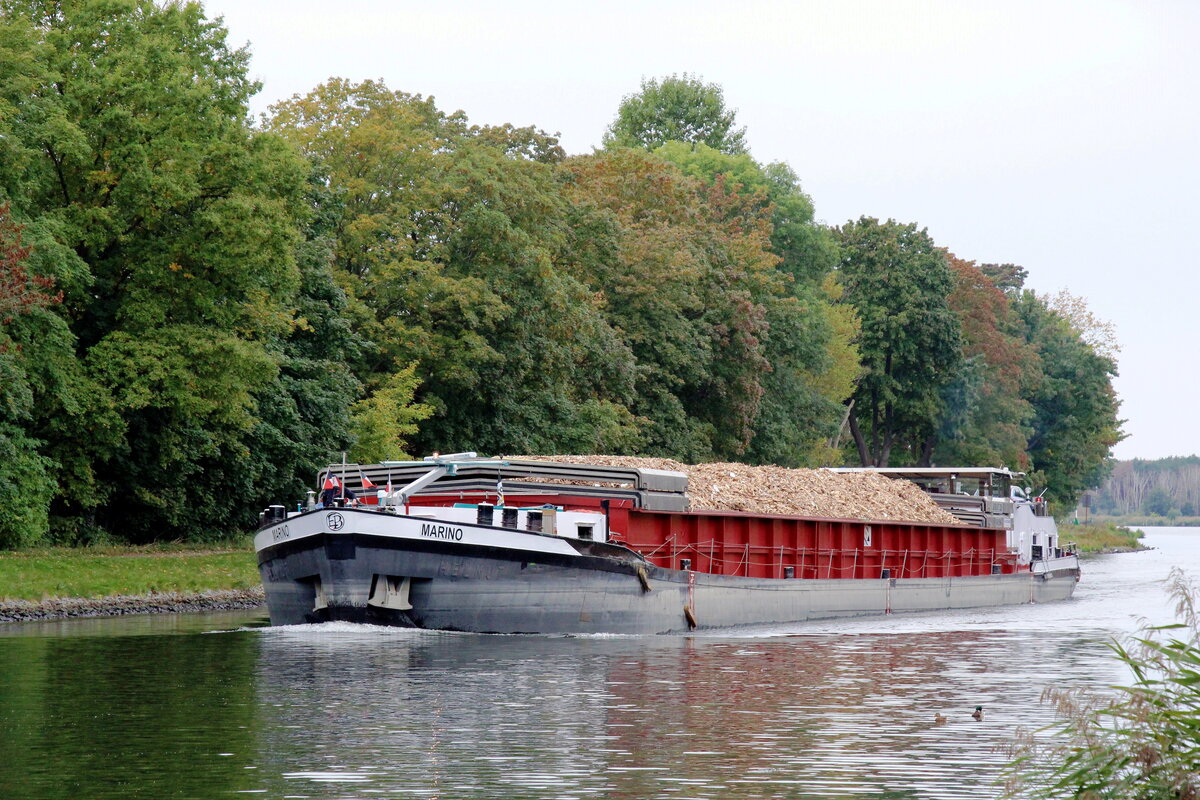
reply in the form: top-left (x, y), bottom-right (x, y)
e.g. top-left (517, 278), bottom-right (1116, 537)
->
top-left (1, 527), bottom-right (1195, 800)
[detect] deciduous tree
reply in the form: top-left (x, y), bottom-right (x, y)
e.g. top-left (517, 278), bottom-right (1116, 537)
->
top-left (931, 255), bottom-right (1035, 469)
top-left (267, 79), bottom-right (640, 457)
top-left (0, 205), bottom-right (58, 547)
top-left (0, 0), bottom-right (320, 541)
top-left (1012, 291), bottom-right (1123, 506)
top-left (603, 74), bottom-right (748, 154)
top-left (836, 218), bottom-right (962, 467)
top-left (654, 141), bottom-right (857, 465)
top-left (562, 148), bottom-right (776, 459)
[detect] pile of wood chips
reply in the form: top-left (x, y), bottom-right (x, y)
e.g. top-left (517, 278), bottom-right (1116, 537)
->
top-left (510, 455), bottom-right (961, 524)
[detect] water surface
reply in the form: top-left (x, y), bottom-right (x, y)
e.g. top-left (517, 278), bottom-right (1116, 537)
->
top-left (1, 527), bottom-right (1194, 799)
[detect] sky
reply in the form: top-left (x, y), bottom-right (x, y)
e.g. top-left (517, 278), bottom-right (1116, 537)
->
top-left (201, 0), bottom-right (1200, 462)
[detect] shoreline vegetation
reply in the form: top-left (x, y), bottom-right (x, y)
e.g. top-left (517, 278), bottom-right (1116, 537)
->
top-left (1063, 521), bottom-right (1150, 554)
top-left (0, 543), bottom-right (262, 623)
top-left (1, 520), bottom-right (1155, 624)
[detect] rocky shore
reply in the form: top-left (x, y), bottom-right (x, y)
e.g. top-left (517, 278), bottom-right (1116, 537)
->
top-left (0, 587), bottom-right (265, 624)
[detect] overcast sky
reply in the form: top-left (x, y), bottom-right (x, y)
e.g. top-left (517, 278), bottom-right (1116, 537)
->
top-left (201, 0), bottom-right (1199, 462)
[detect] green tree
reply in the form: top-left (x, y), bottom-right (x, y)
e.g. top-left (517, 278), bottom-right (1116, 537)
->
top-left (350, 363), bottom-right (431, 463)
top-left (0, 0), bottom-right (321, 541)
top-left (657, 142), bottom-right (838, 285)
top-left (0, 205), bottom-right (59, 547)
top-left (267, 79), bottom-right (640, 457)
top-left (931, 254), bottom-right (1035, 469)
top-left (836, 218), bottom-right (963, 467)
top-left (1012, 291), bottom-right (1123, 507)
top-left (603, 74), bottom-right (748, 154)
top-left (562, 148), bottom-right (779, 460)
top-left (653, 141), bottom-right (857, 465)
top-left (239, 177), bottom-right (364, 513)
top-left (980, 262), bottom-right (1029, 295)
top-left (1144, 486), bottom-right (1174, 517)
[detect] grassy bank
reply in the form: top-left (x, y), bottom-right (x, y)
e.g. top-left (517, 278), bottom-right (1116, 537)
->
top-left (0, 543), bottom-right (260, 602)
top-left (1060, 521), bottom-right (1148, 554)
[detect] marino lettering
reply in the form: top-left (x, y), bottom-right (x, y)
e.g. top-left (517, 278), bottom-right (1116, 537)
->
top-left (420, 523), bottom-right (463, 541)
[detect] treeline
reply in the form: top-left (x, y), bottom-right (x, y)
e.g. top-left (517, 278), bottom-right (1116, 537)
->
top-left (1086, 457), bottom-right (1200, 518)
top-left (0, 1), bottom-right (1122, 547)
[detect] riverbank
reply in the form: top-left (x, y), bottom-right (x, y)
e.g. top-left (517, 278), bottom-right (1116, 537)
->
top-left (0, 544), bottom-right (263, 623)
top-left (1063, 521), bottom-right (1149, 554)
top-left (0, 587), bottom-right (265, 623)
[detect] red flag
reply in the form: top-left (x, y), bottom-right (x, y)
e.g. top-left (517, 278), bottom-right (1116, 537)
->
top-left (322, 475), bottom-right (341, 491)
top-left (361, 473), bottom-right (377, 489)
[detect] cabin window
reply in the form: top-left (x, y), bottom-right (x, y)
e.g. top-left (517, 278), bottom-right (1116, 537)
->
top-left (576, 524), bottom-right (594, 541)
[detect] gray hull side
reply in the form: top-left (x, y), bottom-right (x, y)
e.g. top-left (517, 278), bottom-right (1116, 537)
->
top-left (258, 534), bottom-right (1079, 634)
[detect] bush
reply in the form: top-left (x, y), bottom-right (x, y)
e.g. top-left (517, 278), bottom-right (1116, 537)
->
top-left (1003, 568), bottom-right (1200, 798)
top-left (0, 427), bottom-right (56, 549)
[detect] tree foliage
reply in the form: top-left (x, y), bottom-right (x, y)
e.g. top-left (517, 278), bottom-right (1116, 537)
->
top-left (0, 204), bottom-right (58, 323)
top-left (931, 254), bottom-right (1035, 470)
top-left (653, 141), bottom-right (857, 465)
top-left (1012, 291), bottom-right (1124, 507)
top-left (1045, 288), bottom-right (1121, 362)
top-left (0, 12), bottom-right (1127, 546)
top-left (267, 79), bottom-right (640, 457)
top-left (835, 218), bottom-right (963, 466)
top-left (0, 205), bottom-right (60, 547)
top-left (562, 147), bottom-right (779, 459)
top-left (349, 363), bottom-right (431, 463)
top-left (603, 73), bottom-right (748, 154)
top-left (0, 0), bottom-right (323, 541)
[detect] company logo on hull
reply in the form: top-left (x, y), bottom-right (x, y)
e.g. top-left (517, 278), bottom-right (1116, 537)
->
top-left (326, 512), bottom-right (345, 531)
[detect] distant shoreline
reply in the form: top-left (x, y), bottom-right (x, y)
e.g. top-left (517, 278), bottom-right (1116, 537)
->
top-left (1087, 517), bottom-right (1200, 528)
top-left (0, 587), bottom-right (265, 624)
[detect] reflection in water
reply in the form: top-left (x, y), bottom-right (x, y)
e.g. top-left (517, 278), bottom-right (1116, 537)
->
top-left (0, 623), bottom-right (261, 800)
top-left (0, 528), bottom-right (1195, 799)
top-left (249, 625), bottom-right (1120, 799)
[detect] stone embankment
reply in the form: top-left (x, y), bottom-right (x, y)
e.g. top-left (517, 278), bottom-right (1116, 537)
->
top-left (0, 587), bottom-right (265, 624)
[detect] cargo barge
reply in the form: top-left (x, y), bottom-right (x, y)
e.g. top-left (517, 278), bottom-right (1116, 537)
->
top-left (254, 454), bottom-right (1079, 634)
